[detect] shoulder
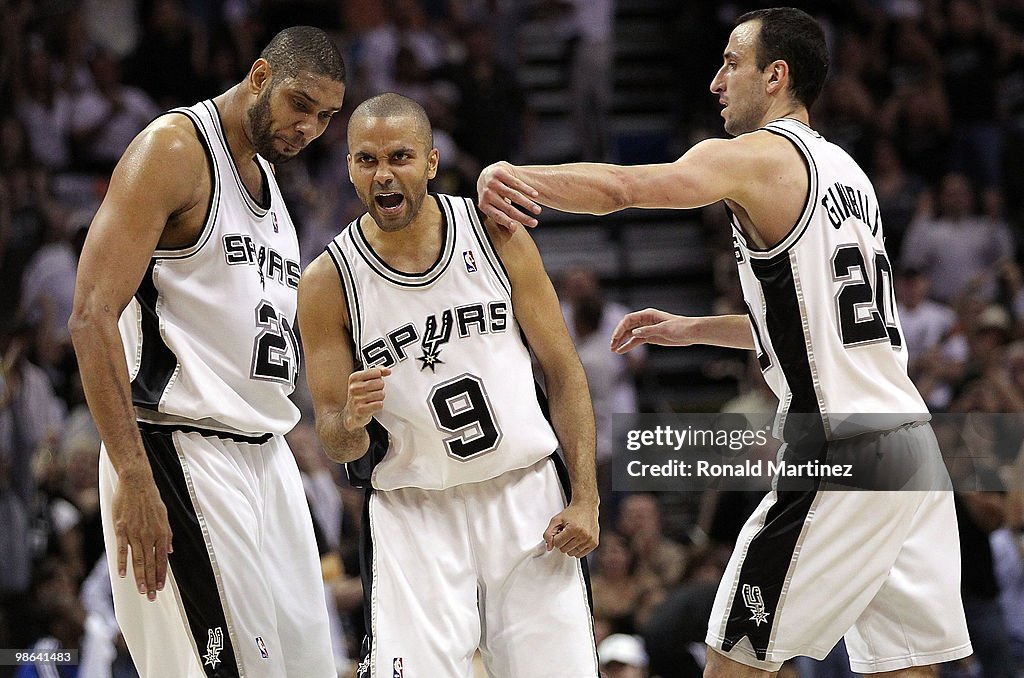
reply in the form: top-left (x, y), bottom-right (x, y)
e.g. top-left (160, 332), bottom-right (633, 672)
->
top-left (300, 250), bottom-right (341, 288)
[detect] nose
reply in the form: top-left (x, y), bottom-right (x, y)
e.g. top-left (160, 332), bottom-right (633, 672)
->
top-left (710, 67), bottom-right (725, 94)
top-left (295, 113), bottom-right (317, 140)
top-left (374, 162), bottom-right (394, 185)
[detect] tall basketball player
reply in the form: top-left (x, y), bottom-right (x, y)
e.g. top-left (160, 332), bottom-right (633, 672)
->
top-left (477, 7), bottom-right (972, 678)
top-left (298, 93), bottom-right (600, 677)
top-left (69, 27), bottom-right (345, 677)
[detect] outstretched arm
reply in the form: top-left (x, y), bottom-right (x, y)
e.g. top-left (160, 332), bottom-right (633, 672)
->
top-left (298, 253), bottom-right (391, 463)
top-left (477, 137), bottom-right (741, 229)
top-left (610, 309), bottom-right (755, 354)
top-left (487, 220), bottom-right (599, 559)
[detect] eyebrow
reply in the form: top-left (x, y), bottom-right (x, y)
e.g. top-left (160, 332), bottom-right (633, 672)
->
top-left (723, 50), bottom-right (740, 61)
top-left (294, 89), bottom-right (341, 113)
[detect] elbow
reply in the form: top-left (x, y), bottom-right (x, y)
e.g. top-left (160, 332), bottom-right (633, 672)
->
top-left (315, 418), bottom-right (368, 464)
top-left (598, 168), bottom-right (634, 214)
top-left (67, 305), bottom-right (98, 350)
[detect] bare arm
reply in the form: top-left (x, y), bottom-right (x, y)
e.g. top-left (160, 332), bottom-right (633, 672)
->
top-left (477, 133), bottom-right (807, 253)
top-left (477, 135), bottom-right (765, 223)
top-left (68, 118), bottom-right (206, 600)
top-left (297, 253), bottom-right (390, 463)
top-left (487, 220), bottom-right (599, 558)
top-left (610, 309), bottom-right (755, 354)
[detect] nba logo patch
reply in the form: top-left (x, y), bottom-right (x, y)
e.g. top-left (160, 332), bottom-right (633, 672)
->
top-left (255, 636), bottom-right (269, 659)
top-left (392, 657), bottom-right (404, 677)
top-left (463, 250), bottom-right (478, 273)
top-left (272, 212), bottom-right (279, 233)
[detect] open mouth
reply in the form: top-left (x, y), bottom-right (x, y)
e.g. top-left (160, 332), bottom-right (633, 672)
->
top-left (375, 192), bottom-right (405, 211)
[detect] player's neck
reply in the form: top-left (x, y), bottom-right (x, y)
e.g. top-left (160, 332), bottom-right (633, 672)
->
top-left (762, 102), bottom-right (809, 128)
top-left (213, 85), bottom-right (258, 164)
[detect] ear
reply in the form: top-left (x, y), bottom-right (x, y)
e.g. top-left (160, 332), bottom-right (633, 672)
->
top-left (248, 58), bottom-right (271, 95)
top-left (426, 147), bottom-right (440, 180)
top-left (346, 154), bottom-right (355, 184)
top-left (765, 59), bottom-right (789, 96)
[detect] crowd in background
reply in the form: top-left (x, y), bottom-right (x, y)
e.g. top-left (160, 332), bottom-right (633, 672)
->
top-left (1, 1), bottom-right (1023, 677)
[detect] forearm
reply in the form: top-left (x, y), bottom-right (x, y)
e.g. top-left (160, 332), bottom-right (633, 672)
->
top-left (544, 361), bottom-right (599, 505)
top-left (515, 163), bottom-right (635, 216)
top-left (315, 410), bottom-right (370, 463)
top-left (69, 312), bottom-right (152, 482)
top-left (688, 314), bottom-right (756, 350)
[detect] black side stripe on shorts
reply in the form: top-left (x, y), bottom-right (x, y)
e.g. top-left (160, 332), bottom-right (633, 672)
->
top-left (141, 428), bottom-right (241, 677)
top-left (356, 488), bottom-right (375, 678)
top-left (722, 252), bottom-right (827, 659)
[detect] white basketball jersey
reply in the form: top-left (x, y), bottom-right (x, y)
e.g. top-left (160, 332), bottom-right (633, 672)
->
top-left (327, 194), bottom-right (560, 491)
top-left (732, 118), bottom-right (927, 440)
top-left (118, 100), bottom-right (301, 437)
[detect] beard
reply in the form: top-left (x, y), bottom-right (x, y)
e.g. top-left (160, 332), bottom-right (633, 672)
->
top-left (246, 89), bottom-right (294, 164)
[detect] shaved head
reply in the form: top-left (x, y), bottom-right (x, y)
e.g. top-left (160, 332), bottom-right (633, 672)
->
top-left (348, 93), bottom-right (433, 151)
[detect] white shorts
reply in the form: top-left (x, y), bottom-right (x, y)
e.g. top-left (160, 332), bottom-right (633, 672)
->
top-left (706, 423), bottom-right (973, 673)
top-left (359, 457), bottom-right (598, 678)
top-left (99, 426), bottom-right (335, 677)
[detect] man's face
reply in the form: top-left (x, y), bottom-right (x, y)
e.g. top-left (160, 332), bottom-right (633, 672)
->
top-left (347, 114), bottom-right (439, 232)
top-left (710, 21), bottom-right (771, 136)
top-left (247, 70), bottom-right (345, 164)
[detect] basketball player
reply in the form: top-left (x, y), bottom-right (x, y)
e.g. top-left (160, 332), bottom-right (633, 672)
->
top-left (68, 27), bottom-right (346, 677)
top-left (298, 93), bottom-right (600, 677)
top-left (477, 7), bottom-right (972, 678)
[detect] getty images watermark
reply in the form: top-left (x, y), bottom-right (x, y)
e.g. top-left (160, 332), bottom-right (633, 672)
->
top-left (612, 413), bottom-right (1024, 492)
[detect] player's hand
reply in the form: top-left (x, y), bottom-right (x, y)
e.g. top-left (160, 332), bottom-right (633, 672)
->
top-left (343, 366), bottom-right (391, 430)
top-left (477, 161), bottom-right (541, 232)
top-left (112, 472), bottom-right (173, 601)
top-left (610, 308), bottom-right (692, 354)
top-left (543, 500), bottom-right (599, 558)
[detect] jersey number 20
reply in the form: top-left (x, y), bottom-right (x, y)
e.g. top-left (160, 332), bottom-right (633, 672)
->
top-left (832, 246), bottom-right (902, 348)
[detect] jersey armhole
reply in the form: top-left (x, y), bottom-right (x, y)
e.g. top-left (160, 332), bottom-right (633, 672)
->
top-left (152, 109), bottom-right (219, 260)
top-left (325, 238), bottom-right (363, 360)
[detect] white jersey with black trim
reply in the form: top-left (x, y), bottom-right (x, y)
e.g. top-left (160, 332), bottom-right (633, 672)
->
top-left (732, 118), bottom-right (927, 440)
top-left (118, 100), bottom-right (302, 437)
top-left (327, 194), bottom-right (560, 491)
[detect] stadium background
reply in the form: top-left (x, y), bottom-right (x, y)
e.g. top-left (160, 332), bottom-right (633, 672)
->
top-left (1, 0), bottom-right (1022, 676)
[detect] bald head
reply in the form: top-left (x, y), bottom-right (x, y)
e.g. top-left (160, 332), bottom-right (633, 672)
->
top-left (349, 93), bottom-right (433, 151)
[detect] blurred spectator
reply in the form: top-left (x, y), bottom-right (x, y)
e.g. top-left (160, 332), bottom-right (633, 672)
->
top-left (561, 266), bottom-right (645, 416)
top-left (79, 557), bottom-right (138, 677)
top-left (900, 172), bottom-right (1014, 304)
top-left (951, 490), bottom-right (1017, 678)
top-left (0, 321), bottom-right (66, 508)
top-left (15, 40), bottom-right (75, 171)
top-left (940, 0), bottom-right (1008, 189)
top-left (877, 74), bottom-right (950, 182)
top-left (572, 292), bottom-right (619, 513)
top-left (443, 22), bottom-right (527, 166)
top-left (590, 531), bottom-right (664, 637)
top-left (567, 0), bottom-right (615, 160)
top-left (872, 137), bottom-right (926, 257)
top-left (895, 266), bottom-right (964, 380)
top-left (354, 0), bottom-right (446, 96)
top-left (0, 114), bottom-right (59, 320)
top-left (992, 490), bottom-right (1024, 674)
top-left (598, 633), bottom-right (649, 678)
top-left (617, 493), bottom-right (688, 590)
top-left (123, 0), bottom-right (207, 109)
top-left (642, 546), bottom-right (730, 678)
top-left (81, 0), bottom-right (140, 59)
top-left (19, 209), bottom-right (89, 355)
top-left (70, 49), bottom-right (160, 173)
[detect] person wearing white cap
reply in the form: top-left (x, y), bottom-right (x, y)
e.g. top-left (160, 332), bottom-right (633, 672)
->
top-left (599, 633), bottom-right (649, 678)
